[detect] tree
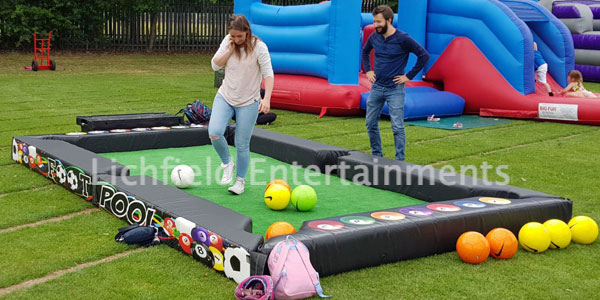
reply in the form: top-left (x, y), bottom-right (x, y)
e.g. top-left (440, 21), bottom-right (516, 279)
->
top-left (133, 0), bottom-right (163, 52)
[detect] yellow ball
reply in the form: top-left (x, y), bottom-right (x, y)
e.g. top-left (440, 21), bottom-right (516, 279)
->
top-left (543, 219), bottom-right (571, 249)
top-left (568, 216), bottom-right (599, 245)
top-left (264, 184), bottom-right (290, 211)
top-left (518, 222), bottom-right (551, 253)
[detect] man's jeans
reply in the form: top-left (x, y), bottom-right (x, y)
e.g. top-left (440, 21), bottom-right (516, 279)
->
top-left (365, 83), bottom-right (406, 161)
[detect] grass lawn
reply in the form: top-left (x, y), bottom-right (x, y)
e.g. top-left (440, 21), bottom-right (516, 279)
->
top-left (0, 51), bottom-right (599, 299)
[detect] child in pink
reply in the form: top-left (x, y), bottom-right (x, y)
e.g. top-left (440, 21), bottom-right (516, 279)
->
top-left (558, 70), bottom-right (598, 98)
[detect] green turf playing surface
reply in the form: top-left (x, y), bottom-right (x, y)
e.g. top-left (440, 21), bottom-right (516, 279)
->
top-left (101, 145), bottom-right (425, 235)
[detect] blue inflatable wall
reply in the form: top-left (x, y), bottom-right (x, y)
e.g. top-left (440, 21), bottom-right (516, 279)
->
top-left (234, 0), bottom-right (362, 85)
top-left (427, 0), bottom-right (535, 95)
top-left (361, 0), bottom-right (428, 79)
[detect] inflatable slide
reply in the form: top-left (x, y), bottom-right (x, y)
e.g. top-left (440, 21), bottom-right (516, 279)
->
top-left (425, 0), bottom-right (600, 124)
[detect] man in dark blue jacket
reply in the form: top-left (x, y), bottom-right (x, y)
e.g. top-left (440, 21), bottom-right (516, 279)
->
top-left (362, 5), bottom-right (429, 161)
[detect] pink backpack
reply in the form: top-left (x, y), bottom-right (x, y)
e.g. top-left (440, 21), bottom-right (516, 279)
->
top-left (268, 236), bottom-right (329, 300)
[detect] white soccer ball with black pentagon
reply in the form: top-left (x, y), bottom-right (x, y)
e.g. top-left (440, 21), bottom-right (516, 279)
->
top-left (55, 164), bottom-right (67, 184)
top-left (170, 165), bottom-right (195, 188)
top-left (67, 170), bottom-right (78, 191)
top-left (12, 139), bottom-right (18, 161)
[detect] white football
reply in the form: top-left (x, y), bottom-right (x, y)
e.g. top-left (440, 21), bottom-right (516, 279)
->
top-left (171, 165), bottom-right (195, 188)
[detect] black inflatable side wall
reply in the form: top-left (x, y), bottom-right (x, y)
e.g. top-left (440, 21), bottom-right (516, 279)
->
top-left (338, 151), bottom-right (558, 201)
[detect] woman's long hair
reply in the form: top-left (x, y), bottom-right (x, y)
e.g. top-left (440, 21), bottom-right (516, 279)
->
top-left (229, 14), bottom-right (257, 59)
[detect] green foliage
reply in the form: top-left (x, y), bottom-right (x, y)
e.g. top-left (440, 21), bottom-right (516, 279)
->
top-left (0, 0), bottom-right (232, 50)
top-left (0, 0), bottom-right (112, 49)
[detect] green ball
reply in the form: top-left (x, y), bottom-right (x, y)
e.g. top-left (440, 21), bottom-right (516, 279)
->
top-left (291, 185), bottom-right (317, 211)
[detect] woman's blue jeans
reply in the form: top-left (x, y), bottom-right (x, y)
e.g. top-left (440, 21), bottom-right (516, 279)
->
top-left (208, 93), bottom-right (259, 179)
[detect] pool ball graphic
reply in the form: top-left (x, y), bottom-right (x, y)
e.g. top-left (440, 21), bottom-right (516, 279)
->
top-left (209, 233), bottom-right (224, 252)
top-left (427, 204), bottom-right (461, 212)
top-left (454, 200), bottom-right (487, 208)
top-left (179, 233), bottom-right (193, 254)
top-left (210, 246), bottom-right (225, 271)
top-left (192, 242), bottom-right (214, 267)
top-left (307, 220), bottom-right (344, 231)
top-left (479, 197), bottom-right (511, 205)
top-left (399, 207), bottom-right (433, 216)
top-left (192, 226), bottom-right (210, 246)
top-left (340, 216), bottom-right (376, 225)
top-left (371, 211), bottom-right (406, 221)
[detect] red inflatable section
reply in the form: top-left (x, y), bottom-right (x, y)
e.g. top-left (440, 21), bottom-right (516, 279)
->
top-left (361, 25), bottom-right (375, 73)
top-left (267, 74), bottom-right (368, 117)
top-left (266, 73), bottom-right (436, 117)
top-left (426, 38), bottom-right (600, 125)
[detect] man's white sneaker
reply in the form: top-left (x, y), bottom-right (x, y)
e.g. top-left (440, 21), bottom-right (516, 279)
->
top-left (220, 161), bottom-right (235, 185)
top-left (228, 177), bottom-right (245, 195)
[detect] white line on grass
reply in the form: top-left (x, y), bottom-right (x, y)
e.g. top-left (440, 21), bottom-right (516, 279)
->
top-left (0, 184), bottom-right (54, 198)
top-left (0, 248), bottom-right (145, 297)
top-left (0, 207), bottom-right (100, 234)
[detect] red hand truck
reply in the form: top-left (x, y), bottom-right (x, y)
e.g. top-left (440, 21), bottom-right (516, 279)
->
top-left (31, 31), bottom-right (56, 71)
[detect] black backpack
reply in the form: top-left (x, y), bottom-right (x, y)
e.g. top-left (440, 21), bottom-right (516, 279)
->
top-left (115, 224), bottom-right (158, 247)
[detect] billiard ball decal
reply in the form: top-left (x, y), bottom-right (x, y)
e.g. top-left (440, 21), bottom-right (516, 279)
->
top-left (192, 226), bottom-right (210, 246)
top-left (178, 233), bottom-right (193, 254)
top-left (340, 216), bottom-right (376, 225)
top-left (210, 233), bottom-right (224, 252)
top-left (192, 242), bottom-right (214, 267)
top-left (399, 207), bottom-right (433, 216)
top-left (479, 197), bottom-right (511, 205)
top-left (210, 246), bottom-right (225, 271)
top-left (426, 204), bottom-right (461, 212)
top-left (454, 200), bottom-right (487, 208)
top-left (371, 211), bottom-right (406, 221)
top-left (307, 220), bottom-right (345, 231)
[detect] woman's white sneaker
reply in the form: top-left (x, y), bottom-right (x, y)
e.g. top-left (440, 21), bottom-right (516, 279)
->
top-left (220, 161), bottom-right (235, 185)
top-left (228, 177), bottom-right (245, 195)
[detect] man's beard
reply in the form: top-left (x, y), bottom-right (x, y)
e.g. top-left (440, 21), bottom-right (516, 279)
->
top-left (375, 23), bottom-right (388, 35)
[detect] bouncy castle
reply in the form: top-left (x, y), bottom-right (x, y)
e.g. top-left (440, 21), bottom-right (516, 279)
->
top-left (236, 0), bottom-right (600, 125)
top-left (543, 0), bottom-right (600, 82)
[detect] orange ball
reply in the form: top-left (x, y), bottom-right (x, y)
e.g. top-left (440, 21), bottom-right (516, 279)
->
top-left (265, 221), bottom-right (296, 240)
top-left (486, 228), bottom-right (518, 259)
top-left (266, 179), bottom-right (291, 192)
top-left (456, 231), bottom-right (490, 264)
